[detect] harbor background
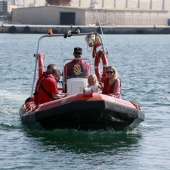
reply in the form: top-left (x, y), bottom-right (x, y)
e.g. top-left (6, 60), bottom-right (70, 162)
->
top-left (1, 0), bottom-right (170, 34)
top-left (0, 33), bottom-right (170, 169)
top-left (1, 24), bottom-right (170, 34)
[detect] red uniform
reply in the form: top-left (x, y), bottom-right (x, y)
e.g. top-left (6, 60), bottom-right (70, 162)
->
top-left (37, 74), bottom-right (58, 104)
top-left (34, 72), bottom-right (48, 104)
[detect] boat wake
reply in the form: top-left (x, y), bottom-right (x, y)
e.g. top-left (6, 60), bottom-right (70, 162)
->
top-left (0, 89), bottom-right (28, 102)
top-left (0, 122), bottom-right (13, 129)
top-left (0, 89), bottom-right (28, 115)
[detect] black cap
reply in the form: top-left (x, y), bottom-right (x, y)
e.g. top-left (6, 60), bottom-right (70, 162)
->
top-left (74, 47), bottom-right (82, 53)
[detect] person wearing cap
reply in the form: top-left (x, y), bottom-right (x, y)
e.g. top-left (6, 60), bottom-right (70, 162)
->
top-left (64, 47), bottom-right (90, 77)
top-left (63, 47), bottom-right (90, 92)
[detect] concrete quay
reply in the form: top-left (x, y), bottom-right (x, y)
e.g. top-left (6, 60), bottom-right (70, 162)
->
top-left (0, 24), bottom-right (170, 34)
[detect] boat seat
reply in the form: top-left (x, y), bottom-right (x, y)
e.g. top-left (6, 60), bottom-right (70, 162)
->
top-left (67, 78), bottom-right (88, 95)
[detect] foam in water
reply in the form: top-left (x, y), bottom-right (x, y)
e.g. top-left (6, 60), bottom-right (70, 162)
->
top-left (0, 89), bottom-right (28, 102)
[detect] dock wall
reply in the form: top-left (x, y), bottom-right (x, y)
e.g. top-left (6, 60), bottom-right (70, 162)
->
top-left (0, 24), bottom-right (170, 34)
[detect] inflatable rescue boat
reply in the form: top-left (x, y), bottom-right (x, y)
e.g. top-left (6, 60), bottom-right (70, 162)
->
top-left (19, 30), bottom-right (145, 131)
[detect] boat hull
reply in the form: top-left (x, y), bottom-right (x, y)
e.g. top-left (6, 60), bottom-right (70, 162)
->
top-left (19, 94), bottom-right (144, 131)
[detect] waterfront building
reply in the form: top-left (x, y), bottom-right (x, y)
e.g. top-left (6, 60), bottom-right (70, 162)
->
top-left (11, 0), bottom-right (170, 26)
top-left (0, 0), bottom-right (8, 15)
top-left (24, 0), bottom-right (45, 7)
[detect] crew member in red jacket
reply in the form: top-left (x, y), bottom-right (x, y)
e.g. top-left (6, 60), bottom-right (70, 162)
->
top-left (37, 69), bottom-right (65, 104)
top-left (34, 64), bottom-right (56, 104)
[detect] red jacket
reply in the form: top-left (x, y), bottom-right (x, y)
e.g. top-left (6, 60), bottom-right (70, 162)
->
top-left (102, 77), bottom-right (121, 98)
top-left (37, 75), bottom-right (58, 104)
top-left (34, 72), bottom-right (48, 104)
top-left (34, 73), bottom-right (58, 104)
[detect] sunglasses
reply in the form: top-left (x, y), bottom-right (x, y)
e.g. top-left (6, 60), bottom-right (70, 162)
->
top-left (106, 71), bottom-right (114, 74)
top-left (75, 52), bottom-right (82, 55)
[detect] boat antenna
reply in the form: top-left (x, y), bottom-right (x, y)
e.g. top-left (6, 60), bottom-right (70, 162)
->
top-left (91, 0), bottom-right (108, 57)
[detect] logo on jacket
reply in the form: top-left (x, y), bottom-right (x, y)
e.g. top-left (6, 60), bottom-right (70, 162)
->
top-left (73, 64), bottom-right (81, 75)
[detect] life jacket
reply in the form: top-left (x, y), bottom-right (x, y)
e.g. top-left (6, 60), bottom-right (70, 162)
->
top-left (102, 77), bottom-right (121, 98)
top-left (34, 75), bottom-right (53, 104)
